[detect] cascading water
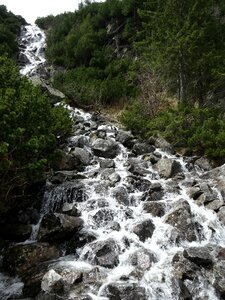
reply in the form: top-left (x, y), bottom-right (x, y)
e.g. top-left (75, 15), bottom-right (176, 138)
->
top-left (2, 24), bottom-right (225, 300)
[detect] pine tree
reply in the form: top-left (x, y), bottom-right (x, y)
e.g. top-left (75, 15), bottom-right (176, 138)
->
top-left (139, 0), bottom-right (225, 105)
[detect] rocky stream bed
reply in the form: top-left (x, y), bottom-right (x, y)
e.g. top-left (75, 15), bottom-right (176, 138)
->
top-left (1, 25), bottom-right (225, 300)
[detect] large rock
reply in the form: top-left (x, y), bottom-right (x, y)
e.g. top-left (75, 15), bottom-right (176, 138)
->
top-left (129, 249), bottom-right (156, 271)
top-left (116, 130), bottom-right (134, 148)
top-left (154, 136), bottom-right (174, 154)
top-left (194, 157), bottom-right (212, 171)
top-left (155, 158), bottom-right (182, 179)
top-left (133, 219), bottom-right (155, 242)
top-left (140, 183), bottom-right (164, 202)
top-left (165, 199), bottom-right (197, 242)
top-left (71, 147), bottom-right (91, 165)
top-left (100, 158), bottom-right (115, 169)
top-left (132, 142), bottom-right (155, 155)
top-left (85, 239), bottom-right (119, 268)
top-left (172, 252), bottom-right (200, 280)
top-left (183, 246), bottom-right (213, 268)
top-left (213, 261), bottom-right (225, 296)
top-left (30, 75), bottom-right (65, 103)
top-left (126, 175), bottom-right (151, 192)
top-left (92, 138), bottom-right (120, 158)
top-left (101, 283), bottom-right (147, 300)
top-left (112, 186), bottom-right (129, 206)
top-left (3, 243), bottom-right (60, 276)
top-left (143, 201), bottom-right (165, 217)
top-left (37, 213), bottom-right (84, 242)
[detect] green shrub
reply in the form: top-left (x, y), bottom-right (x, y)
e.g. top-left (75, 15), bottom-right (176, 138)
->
top-left (0, 56), bottom-right (72, 201)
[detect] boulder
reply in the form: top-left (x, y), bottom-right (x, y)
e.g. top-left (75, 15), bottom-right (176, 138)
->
top-left (116, 130), bottom-right (134, 148)
top-left (92, 138), bottom-right (119, 158)
top-left (3, 243), bottom-right (60, 276)
top-left (205, 199), bottom-right (224, 211)
top-left (132, 142), bottom-right (155, 155)
top-left (61, 203), bottom-right (80, 217)
top-left (85, 239), bottom-right (119, 268)
top-left (133, 219), bottom-right (155, 242)
top-left (194, 157), bottom-right (212, 171)
top-left (126, 176), bottom-right (151, 192)
top-left (37, 213), bottom-right (84, 242)
top-left (54, 152), bottom-right (80, 171)
top-left (101, 283), bottom-right (147, 300)
top-left (83, 267), bottom-right (105, 284)
top-left (183, 246), bottom-right (213, 268)
top-left (165, 200), bottom-right (197, 242)
top-left (143, 201), bottom-right (165, 217)
top-left (218, 206), bottom-right (225, 226)
top-left (93, 208), bottom-right (114, 226)
top-left (212, 261), bottom-right (225, 296)
top-left (71, 147), bottom-right (91, 165)
top-left (155, 158), bottom-right (182, 179)
top-left (140, 183), bottom-right (164, 202)
top-left (112, 186), bottom-right (129, 206)
top-left (154, 136), bottom-right (174, 154)
top-left (100, 158), bottom-right (115, 168)
top-left (67, 135), bottom-right (89, 148)
top-left (172, 252), bottom-right (200, 280)
top-left (129, 249), bottom-right (156, 270)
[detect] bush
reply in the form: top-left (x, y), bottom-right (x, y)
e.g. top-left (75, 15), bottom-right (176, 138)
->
top-left (0, 56), bottom-right (72, 201)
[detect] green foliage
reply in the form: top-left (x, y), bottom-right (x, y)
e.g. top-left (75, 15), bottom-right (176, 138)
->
top-left (0, 5), bottom-right (26, 58)
top-left (0, 56), bottom-right (72, 200)
top-left (148, 106), bottom-right (225, 158)
top-left (139, 0), bottom-right (225, 105)
top-left (38, 0), bottom-right (140, 107)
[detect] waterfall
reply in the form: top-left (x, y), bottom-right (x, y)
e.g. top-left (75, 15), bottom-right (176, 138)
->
top-left (1, 24), bottom-right (225, 300)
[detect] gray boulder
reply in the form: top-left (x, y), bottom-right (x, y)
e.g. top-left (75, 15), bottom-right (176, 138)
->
top-left (112, 186), bottom-right (129, 206)
top-left (3, 243), bottom-right (60, 276)
top-left (101, 283), bottom-right (147, 300)
top-left (37, 213), bottom-right (84, 242)
top-left (71, 147), bottom-right (91, 165)
top-left (155, 158), bottom-right (182, 179)
top-left (133, 219), bottom-right (155, 242)
top-left (154, 136), bottom-right (174, 154)
top-left (129, 249), bottom-right (156, 270)
top-left (133, 142), bottom-right (155, 155)
top-left (194, 157), bottom-right (212, 171)
top-left (100, 158), bottom-right (115, 168)
top-left (165, 199), bottom-right (197, 242)
top-left (92, 138), bottom-right (120, 158)
top-left (183, 246), bottom-right (213, 268)
top-left (143, 201), bottom-right (165, 217)
top-left (85, 239), bottom-right (119, 268)
top-left (116, 130), bottom-right (134, 148)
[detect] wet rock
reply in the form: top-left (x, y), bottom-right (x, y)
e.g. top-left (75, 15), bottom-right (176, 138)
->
top-left (205, 199), bottom-right (224, 211)
top-left (200, 164), bottom-right (225, 180)
top-left (41, 269), bottom-right (62, 293)
top-left (212, 261), bottom-right (225, 296)
top-left (172, 252), bottom-right (200, 280)
top-left (132, 142), bottom-right (155, 155)
top-left (110, 222), bottom-right (121, 231)
top-left (129, 249), bottom-right (156, 270)
top-left (101, 283), bottom-right (147, 300)
top-left (92, 138), bottom-right (119, 158)
top-left (194, 157), bottom-right (212, 171)
top-left (143, 201), bottom-right (165, 217)
top-left (83, 267), bottom-right (105, 284)
top-left (126, 175), bottom-right (151, 192)
top-left (155, 158), bottom-right (182, 179)
top-left (100, 168), bottom-right (115, 180)
top-left (116, 130), bottom-right (134, 148)
top-left (61, 203), bottom-right (80, 217)
top-left (112, 186), bottom-right (129, 205)
top-left (85, 239), bottom-right (119, 268)
top-left (37, 213), bottom-right (83, 242)
top-left (3, 243), bottom-right (59, 276)
top-left (154, 136), bottom-right (174, 154)
top-left (165, 200), bottom-right (197, 242)
top-left (67, 135), bottom-right (89, 148)
top-left (140, 183), bottom-right (164, 202)
top-left (217, 206), bottom-right (225, 226)
top-left (177, 279), bottom-right (192, 300)
top-left (133, 219), bottom-right (155, 242)
top-left (144, 152), bottom-right (161, 164)
top-left (97, 129), bottom-right (107, 139)
top-left (54, 152), bottom-right (80, 171)
top-left (93, 208), bottom-right (114, 226)
top-left (183, 246), bottom-right (213, 268)
top-left (100, 158), bottom-right (115, 168)
top-left (71, 147), bottom-right (91, 165)
top-left (108, 172), bottom-right (121, 185)
top-left (0, 223), bottom-right (32, 242)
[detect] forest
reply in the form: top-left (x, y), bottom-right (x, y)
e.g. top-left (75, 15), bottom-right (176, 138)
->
top-left (36, 0), bottom-right (225, 161)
